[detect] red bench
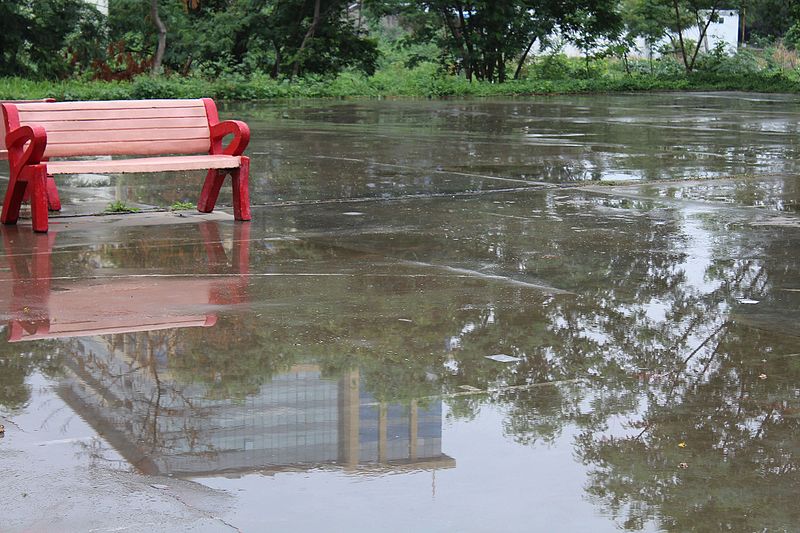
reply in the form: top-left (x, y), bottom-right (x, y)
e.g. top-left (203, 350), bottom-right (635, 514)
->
top-left (1, 98), bottom-right (251, 232)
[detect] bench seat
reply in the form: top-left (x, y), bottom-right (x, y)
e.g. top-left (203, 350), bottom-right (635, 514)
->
top-left (1, 98), bottom-right (251, 232)
top-left (45, 154), bottom-right (242, 175)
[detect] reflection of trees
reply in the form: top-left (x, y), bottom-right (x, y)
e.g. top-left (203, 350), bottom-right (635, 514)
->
top-left (269, 189), bottom-right (798, 530)
top-left (576, 324), bottom-right (800, 531)
top-left (0, 336), bottom-right (62, 411)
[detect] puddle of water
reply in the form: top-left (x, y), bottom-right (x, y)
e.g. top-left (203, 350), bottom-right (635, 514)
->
top-left (1, 94), bottom-right (800, 532)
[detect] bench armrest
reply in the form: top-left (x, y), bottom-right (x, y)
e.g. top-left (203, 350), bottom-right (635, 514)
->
top-left (6, 124), bottom-right (47, 167)
top-left (210, 120), bottom-right (250, 156)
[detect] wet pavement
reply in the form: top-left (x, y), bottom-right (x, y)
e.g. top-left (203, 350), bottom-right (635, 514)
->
top-left (1, 93), bottom-right (799, 532)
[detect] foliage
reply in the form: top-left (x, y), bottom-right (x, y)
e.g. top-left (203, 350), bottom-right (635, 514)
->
top-left (0, 0), bottom-right (107, 79)
top-left (746, 0), bottom-right (798, 42)
top-left (105, 200), bottom-right (141, 213)
top-left (3, 50), bottom-right (800, 102)
top-left (170, 201), bottom-right (196, 210)
top-left (107, 0), bottom-right (378, 80)
top-left (370, 0), bottom-right (622, 82)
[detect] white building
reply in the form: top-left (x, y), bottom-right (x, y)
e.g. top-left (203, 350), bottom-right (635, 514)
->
top-left (562, 10), bottom-right (740, 58)
top-left (85, 0), bottom-right (108, 16)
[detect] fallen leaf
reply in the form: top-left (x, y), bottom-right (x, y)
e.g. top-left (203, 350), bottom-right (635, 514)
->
top-left (485, 354), bottom-right (522, 363)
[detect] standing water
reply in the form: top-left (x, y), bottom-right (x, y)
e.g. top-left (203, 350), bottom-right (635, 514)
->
top-left (1, 93), bottom-right (799, 532)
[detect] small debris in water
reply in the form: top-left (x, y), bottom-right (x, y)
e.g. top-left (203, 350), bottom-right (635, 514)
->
top-left (398, 318), bottom-right (413, 323)
top-left (150, 484), bottom-right (170, 490)
top-left (737, 298), bottom-right (760, 304)
top-left (678, 462), bottom-right (689, 469)
top-left (342, 212), bottom-right (365, 216)
top-left (485, 354), bottom-right (522, 363)
top-left (458, 385), bottom-right (482, 392)
top-left (759, 373), bottom-right (768, 380)
top-left (0, 424), bottom-right (5, 437)
top-left (678, 442), bottom-right (687, 448)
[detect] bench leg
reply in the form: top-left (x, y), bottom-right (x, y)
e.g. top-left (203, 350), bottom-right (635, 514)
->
top-left (21, 175), bottom-right (61, 211)
top-left (231, 156), bottom-right (251, 221)
top-left (1, 170), bottom-right (27, 225)
top-left (198, 169), bottom-right (226, 214)
top-left (29, 166), bottom-right (50, 233)
top-left (46, 176), bottom-right (61, 211)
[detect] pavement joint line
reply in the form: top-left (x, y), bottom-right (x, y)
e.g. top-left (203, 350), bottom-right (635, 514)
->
top-left (0, 272), bottom-right (555, 282)
top-left (358, 378), bottom-right (587, 407)
top-left (400, 259), bottom-right (574, 294)
top-left (38, 186), bottom-right (552, 220)
top-left (156, 487), bottom-right (241, 533)
top-left (305, 154), bottom-right (547, 185)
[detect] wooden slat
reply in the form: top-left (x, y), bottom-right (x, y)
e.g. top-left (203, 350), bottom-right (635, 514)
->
top-left (46, 154), bottom-right (241, 174)
top-left (8, 98), bottom-right (217, 158)
top-left (44, 139), bottom-right (211, 158)
top-left (47, 128), bottom-right (210, 145)
top-left (18, 106), bottom-right (207, 122)
top-left (15, 99), bottom-right (205, 111)
top-left (38, 116), bottom-right (209, 132)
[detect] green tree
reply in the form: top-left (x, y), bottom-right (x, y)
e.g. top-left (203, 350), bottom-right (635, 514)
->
top-left (658, 0), bottom-right (728, 72)
top-left (371, 0), bottom-right (621, 82)
top-left (0, 0), bottom-right (107, 79)
top-left (109, 0), bottom-right (377, 78)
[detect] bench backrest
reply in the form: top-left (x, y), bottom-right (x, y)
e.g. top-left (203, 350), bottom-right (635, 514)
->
top-left (0, 98), bottom-right (55, 160)
top-left (2, 99), bottom-right (215, 159)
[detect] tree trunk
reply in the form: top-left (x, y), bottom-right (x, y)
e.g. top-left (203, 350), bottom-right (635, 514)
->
top-left (672, 0), bottom-right (690, 71)
top-left (291, 0), bottom-right (321, 80)
top-left (271, 41), bottom-right (282, 79)
top-left (150, 0), bottom-right (167, 76)
top-left (514, 36), bottom-right (537, 80)
top-left (456, 5), bottom-right (476, 82)
top-left (441, 9), bottom-right (471, 81)
top-left (688, 7), bottom-right (718, 71)
top-left (739, 2), bottom-right (746, 46)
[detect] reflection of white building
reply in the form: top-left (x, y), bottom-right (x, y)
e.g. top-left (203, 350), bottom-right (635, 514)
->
top-left (59, 335), bottom-right (454, 477)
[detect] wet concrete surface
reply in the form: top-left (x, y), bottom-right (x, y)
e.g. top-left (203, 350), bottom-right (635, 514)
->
top-left (1, 93), bottom-right (799, 532)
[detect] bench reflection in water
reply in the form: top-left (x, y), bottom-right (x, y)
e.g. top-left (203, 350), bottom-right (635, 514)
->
top-left (1, 221), bottom-right (249, 341)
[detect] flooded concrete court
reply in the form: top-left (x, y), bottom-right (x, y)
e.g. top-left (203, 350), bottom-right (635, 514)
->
top-left (1, 93), bottom-right (799, 532)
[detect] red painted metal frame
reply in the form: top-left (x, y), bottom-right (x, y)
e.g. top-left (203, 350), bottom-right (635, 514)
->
top-left (0, 99), bottom-right (61, 211)
top-left (1, 98), bottom-right (251, 233)
top-left (198, 98), bottom-right (252, 221)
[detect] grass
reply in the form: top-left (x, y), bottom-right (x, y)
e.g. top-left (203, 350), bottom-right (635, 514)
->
top-left (2, 63), bottom-right (800, 102)
top-left (105, 200), bottom-right (141, 213)
top-left (169, 201), bottom-right (195, 211)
